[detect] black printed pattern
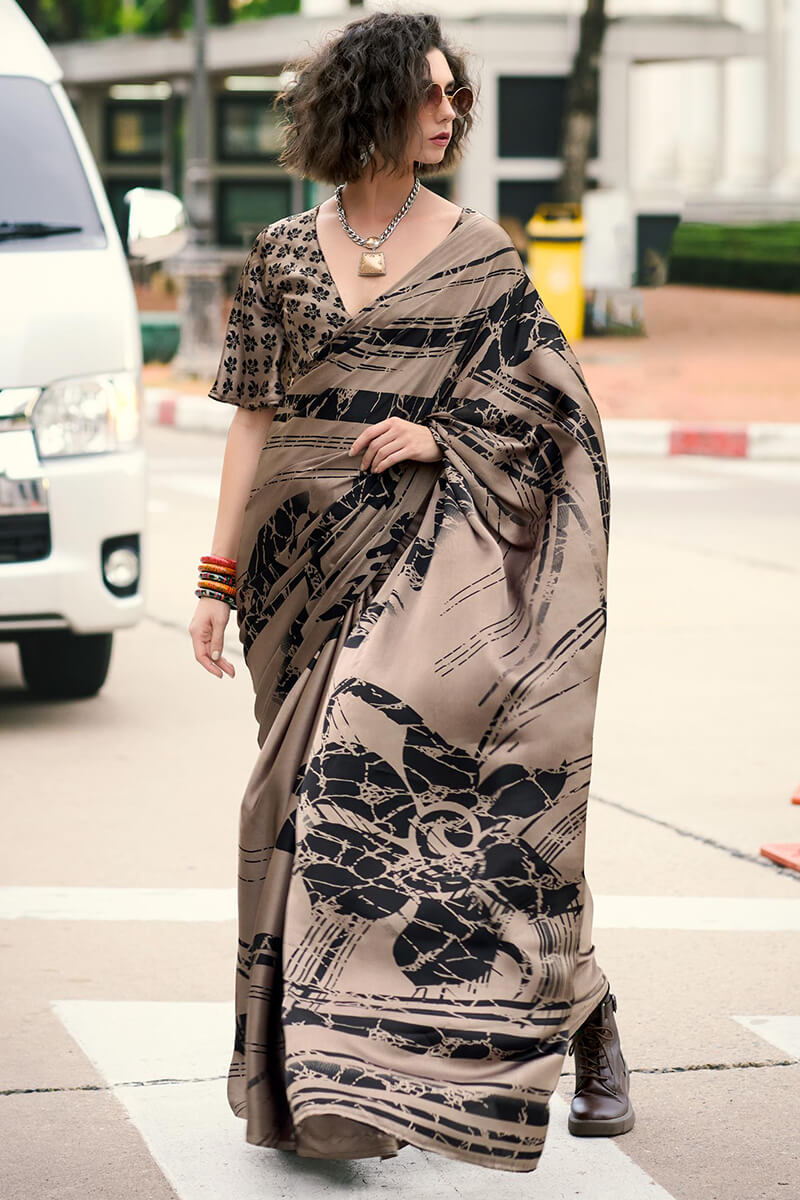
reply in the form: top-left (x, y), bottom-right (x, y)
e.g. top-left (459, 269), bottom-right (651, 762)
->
top-left (296, 677), bottom-right (582, 991)
top-left (225, 206), bottom-right (612, 1172)
top-left (208, 206), bottom-right (469, 411)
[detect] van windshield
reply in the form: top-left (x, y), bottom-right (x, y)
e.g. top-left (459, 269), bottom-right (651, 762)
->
top-left (0, 77), bottom-right (106, 252)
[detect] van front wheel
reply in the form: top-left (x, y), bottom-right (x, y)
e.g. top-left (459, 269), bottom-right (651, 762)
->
top-left (18, 630), bottom-right (113, 699)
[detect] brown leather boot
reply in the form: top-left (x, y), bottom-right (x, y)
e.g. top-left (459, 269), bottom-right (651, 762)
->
top-left (567, 985), bottom-right (635, 1136)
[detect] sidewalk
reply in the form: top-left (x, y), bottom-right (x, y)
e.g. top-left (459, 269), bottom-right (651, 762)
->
top-left (145, 283), bottom-right (800, 459)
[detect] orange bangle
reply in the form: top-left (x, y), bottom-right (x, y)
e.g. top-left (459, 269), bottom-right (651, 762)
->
top-left (198, 578), bottom-right (236, 597)
top-left (198, 561), bottom-right (235, 575)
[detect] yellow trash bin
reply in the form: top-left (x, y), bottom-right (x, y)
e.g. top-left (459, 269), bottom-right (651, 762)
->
top-left (525, 202), bottom-right (585, 343)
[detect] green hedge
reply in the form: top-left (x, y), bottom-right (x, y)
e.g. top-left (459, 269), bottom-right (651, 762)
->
top-left (668, 222), bottom-right (800, 292)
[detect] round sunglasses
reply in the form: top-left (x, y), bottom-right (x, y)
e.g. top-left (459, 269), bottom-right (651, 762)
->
top-left (423, 81), bottom-right (474, 118)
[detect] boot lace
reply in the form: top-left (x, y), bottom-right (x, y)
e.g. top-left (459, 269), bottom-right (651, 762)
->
top-left (568, 1022), bottom-right (615, 1085)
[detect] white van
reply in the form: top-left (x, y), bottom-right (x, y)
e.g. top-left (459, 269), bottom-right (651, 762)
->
top-left (0, 0), bottom-right (187, 698)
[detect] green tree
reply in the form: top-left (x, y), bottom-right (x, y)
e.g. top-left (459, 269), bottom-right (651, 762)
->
top-left (17, 0), bottom-right (296, 42)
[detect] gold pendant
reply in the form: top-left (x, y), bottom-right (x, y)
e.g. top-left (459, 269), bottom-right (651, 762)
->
top-left (358, 248), bottom-right (386, 276)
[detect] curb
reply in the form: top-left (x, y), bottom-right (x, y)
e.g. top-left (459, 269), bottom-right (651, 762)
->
top-left (145, 388), bottom-right (800, 461)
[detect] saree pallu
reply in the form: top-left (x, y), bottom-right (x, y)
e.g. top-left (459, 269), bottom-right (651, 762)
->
top-left (227, 215), bottom-right (611, 1172)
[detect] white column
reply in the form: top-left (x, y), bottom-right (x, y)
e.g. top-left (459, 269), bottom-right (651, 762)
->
top-left (712, 0), bottom-right (770, 192)
top-left (769, 0), bottom-right (800, 194)
top-left (676, 61), bottom-right (719, 192)
top-left (764, 0), bottom-right (787, 183)
top-left (629, 61), bottom-right (682, 192)
top-left (711, 58), bottom-right (726, 186)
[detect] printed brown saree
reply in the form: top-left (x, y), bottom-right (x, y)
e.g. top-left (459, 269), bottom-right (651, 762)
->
top-left (212, 206), bottom-right (611, 1172)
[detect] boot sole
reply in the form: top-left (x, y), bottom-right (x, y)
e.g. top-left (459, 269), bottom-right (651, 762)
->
top-left (568, 1102), bottom-right (635, 1137)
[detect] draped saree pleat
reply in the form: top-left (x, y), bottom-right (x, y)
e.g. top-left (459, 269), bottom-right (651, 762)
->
top-left (225, 209), bottom-right (611, 1172)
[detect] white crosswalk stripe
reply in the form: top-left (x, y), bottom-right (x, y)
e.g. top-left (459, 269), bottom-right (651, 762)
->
top-left (53, 1000), bottom-right (677, 1200)
top-left (732, 1016), bottom-right (800, 1059)
top-left (0, 886), bottom-right (236, 921)
top-left (592, 894), bottom-right (800, 932)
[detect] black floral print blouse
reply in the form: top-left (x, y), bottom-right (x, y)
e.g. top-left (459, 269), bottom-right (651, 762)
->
top-left (208, 206), bottom-right (352, 411)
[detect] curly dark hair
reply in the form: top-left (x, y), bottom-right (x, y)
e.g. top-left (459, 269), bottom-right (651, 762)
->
top-left (274, 11), bottom-right (477, 185)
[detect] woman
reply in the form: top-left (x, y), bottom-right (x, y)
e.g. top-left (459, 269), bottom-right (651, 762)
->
top-left (188, 9), bottom-right (634, 1174)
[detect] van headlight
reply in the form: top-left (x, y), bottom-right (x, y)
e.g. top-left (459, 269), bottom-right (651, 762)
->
top-left (32, 372), bottom-right (141, 458)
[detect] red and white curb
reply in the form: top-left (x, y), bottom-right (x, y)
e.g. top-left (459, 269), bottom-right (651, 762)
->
top-left (145, 388), bottom-right (800, 460)
top-left (604, 418), bottom-right (800, 460)
top-left (146, 387), bottom-right (234, 436)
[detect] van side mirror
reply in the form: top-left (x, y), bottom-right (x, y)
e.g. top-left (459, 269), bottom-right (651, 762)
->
top-left (124, 187), bottom-right (189, 264)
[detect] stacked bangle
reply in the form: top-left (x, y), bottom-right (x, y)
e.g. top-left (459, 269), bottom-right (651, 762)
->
top-left (196, 554), bottom-right (237, 609)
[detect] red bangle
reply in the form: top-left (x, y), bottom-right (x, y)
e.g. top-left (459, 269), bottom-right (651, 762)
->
top-left (200, 554), bottom-right (237, 569)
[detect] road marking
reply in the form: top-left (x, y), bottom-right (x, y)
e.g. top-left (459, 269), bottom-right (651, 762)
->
top-left (0, 887), bottom-right (236, 922)
top-left (732, 1016), bottom-right (800, 1059)
top-left (679, 458), bottom-right (800, 483)
top-left (608, 467), bottom-right (725, 491)
top-left (4, 888), bottom-right (800, 930)
top-left (53, 1000), bottom-right (676, 1199)
top-left (592, 895), bottom-right (800, 932)
top-left (608, 458), bottom-right (800, 487)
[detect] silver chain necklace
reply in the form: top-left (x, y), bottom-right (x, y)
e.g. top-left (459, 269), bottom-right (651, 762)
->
top-left (334, 176), bottom-right (420, 277)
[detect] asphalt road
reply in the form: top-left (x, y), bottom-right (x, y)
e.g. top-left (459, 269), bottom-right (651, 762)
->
top-left (1, 423), bottom-right (799, 1200)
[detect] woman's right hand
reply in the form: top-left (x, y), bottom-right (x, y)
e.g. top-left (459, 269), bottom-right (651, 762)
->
top-left (189, 596), bottom-right (236, 679)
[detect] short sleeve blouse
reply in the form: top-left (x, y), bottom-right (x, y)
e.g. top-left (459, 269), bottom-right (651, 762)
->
top-left (208, 210), bottom-right (354, 412)
top-left (208, 204), bottom-right (468, 411)
top-left (208, 230), bottom-right (286, 410)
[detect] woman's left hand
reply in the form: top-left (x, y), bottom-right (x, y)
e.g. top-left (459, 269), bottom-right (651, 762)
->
top-left (349, 416), bottom-right (444, 473)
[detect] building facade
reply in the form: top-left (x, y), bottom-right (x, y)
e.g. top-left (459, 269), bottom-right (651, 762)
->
top-left (50, 0), bottom-right (797, 282)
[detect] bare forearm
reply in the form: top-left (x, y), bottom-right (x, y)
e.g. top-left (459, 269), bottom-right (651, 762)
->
top-left (210, 406), bottom-right (275, 560)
